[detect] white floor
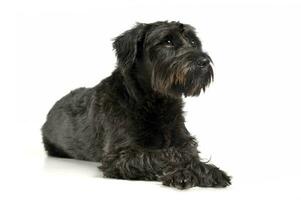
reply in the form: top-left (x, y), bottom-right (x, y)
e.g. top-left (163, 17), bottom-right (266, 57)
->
top-left (1, 121), bottom-right (300, 200)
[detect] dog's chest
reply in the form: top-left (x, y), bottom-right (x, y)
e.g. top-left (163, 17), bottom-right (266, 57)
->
top-left (133, 98), bottom-right (183, 149)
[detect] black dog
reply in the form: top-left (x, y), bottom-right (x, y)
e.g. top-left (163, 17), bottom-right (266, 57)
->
top-left (42, 21), bottom-right (231, 189)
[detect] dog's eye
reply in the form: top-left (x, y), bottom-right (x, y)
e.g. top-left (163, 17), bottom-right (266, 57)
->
top-left (164, 39), bottom-right (174, 47)
top-left (190, 40), bottom-right (197, 47)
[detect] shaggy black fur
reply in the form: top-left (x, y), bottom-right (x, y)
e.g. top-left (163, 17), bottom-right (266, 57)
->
top-left (42, 21), bottom-right (231, 189)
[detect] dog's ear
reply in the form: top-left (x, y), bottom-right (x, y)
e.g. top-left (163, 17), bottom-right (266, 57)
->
top-left (112, 23), bottom-right (147, 101)
top-left (113, 23), bottom-right (146, 73)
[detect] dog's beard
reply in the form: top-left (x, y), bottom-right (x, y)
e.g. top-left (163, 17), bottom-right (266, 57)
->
top-left (171, 65), bottom-right (214, 97)
top-left (151, 59), bottom-right (214, 97)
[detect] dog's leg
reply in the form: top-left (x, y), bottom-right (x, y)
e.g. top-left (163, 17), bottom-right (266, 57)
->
top-left (100, 146), bottom-right (193, 181)
top-left (159, 130), bottom-right (231, 188)
top-left (100, 145), bottom-right (231, 189)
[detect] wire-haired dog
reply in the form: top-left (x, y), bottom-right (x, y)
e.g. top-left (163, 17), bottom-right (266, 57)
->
top-left (42, 21), bottom-right (231, 189)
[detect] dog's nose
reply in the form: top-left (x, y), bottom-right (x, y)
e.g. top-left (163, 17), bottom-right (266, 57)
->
top-left (197, 58), bottom-right (210, 68)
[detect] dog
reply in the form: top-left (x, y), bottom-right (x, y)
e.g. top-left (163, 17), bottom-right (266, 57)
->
top-left (42, 21), bottom-right (231, 189)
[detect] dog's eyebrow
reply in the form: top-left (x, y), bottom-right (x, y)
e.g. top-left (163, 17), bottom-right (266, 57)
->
top-left (183, 30), bottom-right (201, 46)
top-left (146, 28), bottom-right (173, 44)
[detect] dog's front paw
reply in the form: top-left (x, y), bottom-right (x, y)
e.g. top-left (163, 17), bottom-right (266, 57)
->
top-left (198, 165), bottom-right (231, 187)
top-left (160, 169), bottom-right (198, 190)
top-left (211, 167), bottom-right (231, 187)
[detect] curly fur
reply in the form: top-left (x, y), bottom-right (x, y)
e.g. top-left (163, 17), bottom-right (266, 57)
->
top-left (42, 21), bottom-right (231, 189)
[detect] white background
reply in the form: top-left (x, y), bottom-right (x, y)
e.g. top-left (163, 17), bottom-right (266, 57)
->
top-left (1, 0), bottom-right (301, 199)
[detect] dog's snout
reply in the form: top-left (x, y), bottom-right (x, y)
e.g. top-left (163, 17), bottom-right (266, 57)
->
top-left (197, 58), bottom-right (210, 68)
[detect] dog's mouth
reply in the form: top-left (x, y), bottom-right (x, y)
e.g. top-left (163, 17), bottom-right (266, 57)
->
top-left (151, 59), bottom-right (214, 97)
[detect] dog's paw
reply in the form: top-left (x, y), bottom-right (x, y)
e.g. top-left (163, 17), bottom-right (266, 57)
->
top-left (160, 169), bottom-right (198, 190)
top-left (199, 166), bottom-right (231, 188)
top-left (211, 167), bottom-right (231, 187)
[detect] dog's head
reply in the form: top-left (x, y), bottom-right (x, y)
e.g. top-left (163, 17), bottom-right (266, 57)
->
top-left (113, 21), bottom-right (213, 98)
